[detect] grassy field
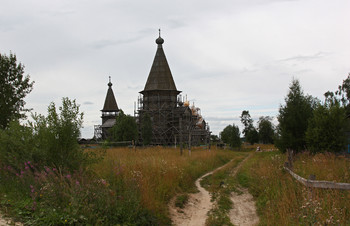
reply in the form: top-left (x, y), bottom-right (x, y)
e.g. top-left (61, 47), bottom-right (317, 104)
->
top-left (0, 145), bottom-right (245, 225)
top-left (293, 152), bottom-right (350, 183)
top-left (1, 145), bottom-right (348, 225)
top-left (235, 151), bottom-right (350, 225)
top-left (92, 146), bottom-right (244, 224)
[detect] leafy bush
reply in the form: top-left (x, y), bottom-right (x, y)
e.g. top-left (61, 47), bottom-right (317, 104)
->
top-left (0, 121), bottom-right (36, 170)
top-left (306, 104), bottom-right (347, 153)
top-left (30, 98), bottom-right (88, 171)
top-left (0, 98), bottom-right (97, 172)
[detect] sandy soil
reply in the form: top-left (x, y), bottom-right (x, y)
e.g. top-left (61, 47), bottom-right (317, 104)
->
top-left (169, 153), bottom-right (259, 226)
top-left (169, 159), bottom-right (234, 226)
top-left (0, 213), bottom-right (21, 226)
top-left (228, 153), bottom-right (259, 226)
top-left (229, 188), bottom-right (259, 226)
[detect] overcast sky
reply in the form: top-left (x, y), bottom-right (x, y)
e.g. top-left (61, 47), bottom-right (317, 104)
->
top-left (1, 0), bottom-right (349, 138)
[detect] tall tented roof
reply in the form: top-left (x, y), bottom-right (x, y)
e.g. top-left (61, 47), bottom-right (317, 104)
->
top-left (141, 31), bottom-right (179, 93)
top-left (102, 77), bottom-right (119, 112)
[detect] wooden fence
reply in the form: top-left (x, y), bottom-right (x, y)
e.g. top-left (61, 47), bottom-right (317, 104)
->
top-left (283, 164), bottom-right (350, 190)
top-left (284, 150), bottom-right (350, 190)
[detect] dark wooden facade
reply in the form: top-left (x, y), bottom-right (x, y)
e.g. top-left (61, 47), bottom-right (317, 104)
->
top-left (137, 33), bottom-right (210, 145)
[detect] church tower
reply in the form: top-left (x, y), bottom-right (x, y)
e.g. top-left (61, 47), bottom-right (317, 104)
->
top-left (138, 31), bottom-right (182, 145)
top-left (101, 76), bottom-right (119, 139)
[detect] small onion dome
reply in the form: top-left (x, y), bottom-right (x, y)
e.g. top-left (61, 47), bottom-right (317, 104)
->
top-left (108, 76), bottom-right (112, 87)
top-left (156, 36), bottom-right (164, 45)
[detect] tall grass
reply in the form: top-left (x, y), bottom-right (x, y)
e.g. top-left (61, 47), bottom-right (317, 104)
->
top-left (236, 151), bottom-right (350, 225)
top-left (293, 152), bottom-right (350, 183)
top-left (92, 146), bottom-right (240, 224)
top-left (0, 146), bottom-right (241, 225)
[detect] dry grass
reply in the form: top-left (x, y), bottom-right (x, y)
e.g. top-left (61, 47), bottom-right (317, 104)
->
top-left (236, 151), bottom-right (350, 225)
top-left (293, 152), bottom-right (350, 183)
top-left (92, 146), bottom-right (241, 222)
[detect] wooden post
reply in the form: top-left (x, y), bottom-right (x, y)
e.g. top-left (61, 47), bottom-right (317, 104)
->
top-left (132, 140), bottom-right (136, 152)
top-left (188, 130), bottom-right (191, 157)
top-left (179, 118), bottom-right (183, 156)
top-left (287, 149), bottom-right (293, 170)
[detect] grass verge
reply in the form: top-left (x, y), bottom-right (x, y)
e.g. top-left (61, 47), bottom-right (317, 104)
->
top-left (235, 151), bottom-right (350, 225)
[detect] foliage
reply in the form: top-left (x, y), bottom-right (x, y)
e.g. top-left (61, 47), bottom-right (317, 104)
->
top-left (240, 110), bottom-right (253, 137)
top-left (0, 121), bottom-right (35, 169)
top-left (324, 73), bottom-right (350, 110)
top-left (220, 124), bottom-right (242, 148)
top-left (0, 98), bottom-right (92, 172)
top-left (240, 110), bottom-right (259, 144)
top-left (257, 116), bottom-right (275, 144)
top-left (245, 127), bottom-right (259, 145)
top-left (306, 74), bottom-right (350, 153)
top-left (276, 79), bottom-right (316, 153)
top-left (141, 113), bottom-right (152, 145)
top-left (30, 97), bottom-right (86, 171)
top-left (0, 52), bottom-right (34, 129)
top-left (109, 110), bottom-right (138, 142)
top-left (210, 134), bottom-right (220, 143)
top-left (306, 103), bottom-right (348, 153)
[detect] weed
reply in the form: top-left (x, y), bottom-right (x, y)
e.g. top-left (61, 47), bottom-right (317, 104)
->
top-left (175, 194), bottom-right (189, 209)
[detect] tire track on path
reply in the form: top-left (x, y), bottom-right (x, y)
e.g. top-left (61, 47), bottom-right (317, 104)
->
top-left (169, 153), bottom-right (253, 226)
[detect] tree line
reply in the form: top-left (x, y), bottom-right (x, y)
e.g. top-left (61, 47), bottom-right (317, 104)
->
top-left (220, 76), bottom-right (350, 153)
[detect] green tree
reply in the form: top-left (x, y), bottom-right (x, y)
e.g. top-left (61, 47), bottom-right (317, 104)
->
top-left (220, 124), bottom-right (241, 148)
top-left (306, 74), bottom-right (350, 153)
top-left (240, 110), bottom-right (258, 144)
top-left (141, 113), bottom-right (152, 145)
top-left (0, 121), bottom-right (35, 169)
top-left (210, 134), bottom-right (220, 143)
top-left (276, 79), bottom-right (316, 153)
top-left (257, 116), bottom-right (275, 144)
top-left (31, 97), bottom-right (85, 170)
top-left (240, 110), bottom-right (253, 136)
top-left (245, 127), bottom-right (259, 145)
top-left (110, 110), bottom-right (138, 142)
top-left (0, 98), bottom-right (90, 171)
top-left (306, 103), bottom-right (347, 153)
top-left (0, 53), bottom-right (34, 129)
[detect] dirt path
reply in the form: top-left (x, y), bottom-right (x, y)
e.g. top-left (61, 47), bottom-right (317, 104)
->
top-left (169, 158), bottom-right (235, 226)
top-left (228, 153), bottom-right (259, 226)
top-left (229, 188), bottom-right (259, 226)
top-left (170, 153), bottom-right (259, 226)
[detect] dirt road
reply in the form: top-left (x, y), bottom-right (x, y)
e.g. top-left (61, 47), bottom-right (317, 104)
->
top-left (169, 159), bottom-right (234, 226)
top-left (169, 153), bottom-right (259, 226)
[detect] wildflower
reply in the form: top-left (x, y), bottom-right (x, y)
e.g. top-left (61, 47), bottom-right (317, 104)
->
top-left (66, 174), bottom-right (71, 179)
top-left (75, 180), bottom-right (80, 185)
